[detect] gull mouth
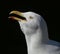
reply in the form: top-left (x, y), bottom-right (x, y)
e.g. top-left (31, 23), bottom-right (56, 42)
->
top-left (8, 11), bottom-right (27, 22)
top-left (9, 14), bottom-right (26, 20)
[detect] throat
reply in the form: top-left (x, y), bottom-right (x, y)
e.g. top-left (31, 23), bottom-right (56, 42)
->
top-left (25, 29), bottom-right (49, 54)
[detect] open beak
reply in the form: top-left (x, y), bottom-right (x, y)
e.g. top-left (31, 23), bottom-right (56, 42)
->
top-left (9, 10), bottom-right (27, 22)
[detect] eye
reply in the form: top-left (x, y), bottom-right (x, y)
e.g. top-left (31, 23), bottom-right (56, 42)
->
top-left (29, 16), bottom-right (33, 19)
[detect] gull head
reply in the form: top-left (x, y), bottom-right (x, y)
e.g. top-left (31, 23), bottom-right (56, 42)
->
top-left (9, 10), bottom-right (46, 36)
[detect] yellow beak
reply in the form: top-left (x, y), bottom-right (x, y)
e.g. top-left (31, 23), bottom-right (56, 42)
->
top-left (9, 10), bottom-right (27, 22)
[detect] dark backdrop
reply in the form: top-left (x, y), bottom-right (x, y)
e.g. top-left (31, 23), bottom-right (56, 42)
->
top-left (0, 0), bottom-right (60, 54)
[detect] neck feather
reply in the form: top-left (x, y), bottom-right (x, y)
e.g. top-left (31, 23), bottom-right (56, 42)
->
top-left (18, 18), bottom-right (49, 54)
top-left (24, 28), bottom-right (49, 54)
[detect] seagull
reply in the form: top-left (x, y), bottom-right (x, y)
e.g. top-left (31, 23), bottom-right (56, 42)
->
top-left (9, 10), bottom-right (60, 54)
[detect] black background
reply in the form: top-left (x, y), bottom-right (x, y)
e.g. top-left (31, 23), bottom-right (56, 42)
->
top-left (0, 0), bottom-right (60, 54)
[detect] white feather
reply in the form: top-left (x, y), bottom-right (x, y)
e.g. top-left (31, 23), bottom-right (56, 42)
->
top-left (18, 12), bottom-right (60, 54)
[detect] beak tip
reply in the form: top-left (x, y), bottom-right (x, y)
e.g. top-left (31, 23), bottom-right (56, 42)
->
top-left (9, 12), bottom-right (13, 14)
top-left (8, 16), bottom-right (11, 18)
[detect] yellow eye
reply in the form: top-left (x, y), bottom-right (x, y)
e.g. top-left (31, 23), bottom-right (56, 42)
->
top-left (30, 16), bottom-right (33, 19)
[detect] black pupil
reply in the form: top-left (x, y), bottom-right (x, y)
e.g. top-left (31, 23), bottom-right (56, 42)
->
top-left (9, 14), bottom-right (26, 20)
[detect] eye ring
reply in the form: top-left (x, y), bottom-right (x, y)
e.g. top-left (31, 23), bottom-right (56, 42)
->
top-left (29, 16), bottom-right (33, 19)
